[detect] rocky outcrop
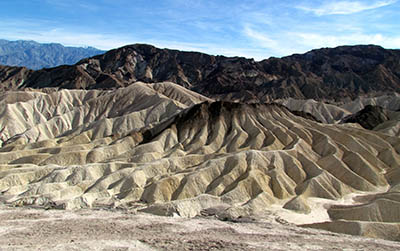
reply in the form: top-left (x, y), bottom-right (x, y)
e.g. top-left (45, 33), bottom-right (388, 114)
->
top-left (342, 105), bottom-right (389, 129)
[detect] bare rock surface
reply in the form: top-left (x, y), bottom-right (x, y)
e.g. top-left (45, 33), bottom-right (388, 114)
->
top-left (1, 44), bottom-right (400, 102)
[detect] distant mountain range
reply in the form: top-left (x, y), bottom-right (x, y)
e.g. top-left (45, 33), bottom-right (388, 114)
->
top-left (0, 39), bottom-right (105, 70)
top-left (0, 43), bottom-right (399, 101)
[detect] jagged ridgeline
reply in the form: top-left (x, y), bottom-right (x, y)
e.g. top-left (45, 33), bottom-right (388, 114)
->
top-left (1, 44), bottom-right (400, 101)
top-left (1, 44), bottom-right (400, 242)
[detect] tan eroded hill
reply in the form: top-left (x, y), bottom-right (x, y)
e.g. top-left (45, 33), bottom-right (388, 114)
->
top-left (277, 95), bottom-right (400, 137)
top-left (1, 85), bottom-right (400, 241)
top-left (277, 94), bottom-right (400, 123)
top-left (0, 81), bottom-right (210, 146)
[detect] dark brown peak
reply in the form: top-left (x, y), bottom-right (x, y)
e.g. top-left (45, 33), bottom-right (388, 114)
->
top-left (342, 105), bottom-right (389, 130)
top-left (285, 44), bottom-right (389, 62)
top-left (23, 64), bottom-right (96, 89)
top-left (85, 43), bottom-right (219, 69)
top-left (0, 64), bottom-right (29, 70)
top-left (128, 43), bottom-right (158, 51)
top-left (75, 44), bottom-right (151, 64)
top-left (330, 44), bottom-right (386, 54)
top-left (2, 43), bottom-right (399, 101)
top-left (96, 43), bottom-right (206, 58)
top-left (127, 44), bottom-right (218, 66)
top-left (0, 65), bottom-right (33, 91)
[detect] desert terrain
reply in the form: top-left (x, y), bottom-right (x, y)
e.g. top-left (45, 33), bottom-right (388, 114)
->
top-left (1, 203), bottom-right (400, 250)
top-left (1, 44), bottom-right (400, 249)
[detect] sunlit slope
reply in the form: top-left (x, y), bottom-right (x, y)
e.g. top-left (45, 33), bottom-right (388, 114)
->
top-left (0, 82), bottom-right (210, 146)
top-left (277, 95), bottom-right (400, 137)
top-left (1, 85), bottom-right (400, 240)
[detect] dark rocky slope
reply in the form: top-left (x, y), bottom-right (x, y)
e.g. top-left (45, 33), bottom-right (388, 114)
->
top-left (1, 44), bottom-right (400, 101)
top-left (0, 65), bottom-right (32, 91)
top-left (342, 105), bottom-right (389, 129)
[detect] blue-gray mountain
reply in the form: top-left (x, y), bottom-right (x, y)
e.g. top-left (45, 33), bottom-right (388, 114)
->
top-left (0, 39), bottom-right (105, 70)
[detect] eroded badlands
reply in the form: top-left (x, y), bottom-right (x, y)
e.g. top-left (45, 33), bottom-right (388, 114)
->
top-left (1, 82), bottom-right (400, 243)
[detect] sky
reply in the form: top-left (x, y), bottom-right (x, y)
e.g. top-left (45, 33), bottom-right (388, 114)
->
top-left (1, 0), bottom-right (399, 60)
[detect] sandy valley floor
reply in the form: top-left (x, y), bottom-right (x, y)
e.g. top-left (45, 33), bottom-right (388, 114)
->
top-left (0, 204), bottom-right (399, 251)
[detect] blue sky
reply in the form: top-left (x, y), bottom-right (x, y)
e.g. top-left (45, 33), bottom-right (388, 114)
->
top-left (1, 0), bottom-right (399, 60)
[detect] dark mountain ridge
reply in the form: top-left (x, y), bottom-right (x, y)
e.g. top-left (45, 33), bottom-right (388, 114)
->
top-left (1, 43), bottom-right (400, 102)
top-left (0, 39), bottom-right (105, 70)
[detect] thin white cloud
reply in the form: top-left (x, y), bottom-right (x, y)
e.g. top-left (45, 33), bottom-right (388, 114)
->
top-left (292, 32), bottom-right (400, 49)
top-left (298, 0), bottom-right (397, 15)
top-left (242, 22), bottom-right (400, 57)
top-left (0, 21), bottom-right (269, 60)
top-left (44, 0), bottom-right (99, 11)
top-left (243, 26), bottom-right (293, 56)
top-left (1, 1), bottom-right (399, 60)
top-left (42, 30), bottom-right (131, 49)
top-left (244, 27), bottom-right (278, 47)
top-left (0, 28), bottom-right (133, 50)
top-left (0, 18), bottom-right (128, 49)
top-left (243, 26), bottom-right (301, 56)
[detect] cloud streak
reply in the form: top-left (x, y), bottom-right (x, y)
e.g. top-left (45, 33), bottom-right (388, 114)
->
top-left (0, 0), bottom-right (399, 60)
top-left (243, 26), bottom-right (297, 56)
top-left (297, 0), bottom-right (397, 15)
top-left (0, 19), bottom-right (269, 60)
top-left (0, 23), bottom-right (134, 50)
top-left (243, 26), bottom-right (400, 57)
top-left (292, 32), bottom-right (400, 49)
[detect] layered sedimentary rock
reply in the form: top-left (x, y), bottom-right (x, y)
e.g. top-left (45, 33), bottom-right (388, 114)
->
top-left (1, 83), bottom-right (400, 241)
